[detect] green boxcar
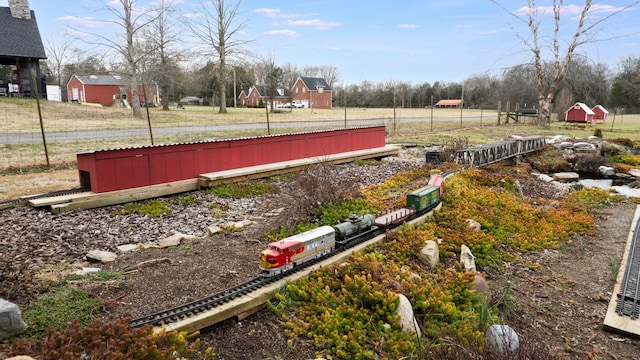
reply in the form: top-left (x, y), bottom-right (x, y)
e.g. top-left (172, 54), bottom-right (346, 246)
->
top-left (406, 185), bottom-right (440, 212)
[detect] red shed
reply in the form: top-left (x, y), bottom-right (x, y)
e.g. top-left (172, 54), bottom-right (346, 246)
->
top-left (564, 102), bottom-right (595, 123)
top-left (76, 126), bottom-right (386, 193)
top-left (592, 105), bottom-right (609, 121)
top-left (67, 74), bottom-right (159, 107)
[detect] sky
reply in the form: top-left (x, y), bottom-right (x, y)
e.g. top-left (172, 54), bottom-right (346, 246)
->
top-left (3, 0), bottom-right (639, 85)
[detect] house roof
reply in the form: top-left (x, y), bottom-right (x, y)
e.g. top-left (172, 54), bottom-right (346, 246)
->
top-left (592, 104), bottom-right (609, 114)
top-left (565, 102), bottom-right (595, 115)
top-left (435, 99), bottom-right (463, 106)
top-left (252, 85), bottom-right (290, 97)
top-left (0, 8), bottom-right (46, 60)
top-left (299, 77), bottom-right (332, 91)
top-left (73, 74), bottom-right (129, 86)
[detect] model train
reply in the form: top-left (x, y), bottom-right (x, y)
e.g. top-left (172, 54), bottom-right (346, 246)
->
top-left (259, 174), bottom-right (445, 277)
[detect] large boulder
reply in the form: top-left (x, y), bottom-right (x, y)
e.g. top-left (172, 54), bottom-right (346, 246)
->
top-left (0, 299), bottom-right (28, 340)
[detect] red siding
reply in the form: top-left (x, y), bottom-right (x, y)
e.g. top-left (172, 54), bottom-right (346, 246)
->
top-left (77, 126), bottom-right (386, 193)
top-left (566, 108), bottom-right (594, 122)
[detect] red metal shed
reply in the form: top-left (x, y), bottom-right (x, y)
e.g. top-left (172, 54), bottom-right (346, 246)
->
top-left (564, 102), bottom-right (595, 123)
top-left (592, 105), bottom-right (609, 121)
top-left (76, 126), bottom-right (386, 193)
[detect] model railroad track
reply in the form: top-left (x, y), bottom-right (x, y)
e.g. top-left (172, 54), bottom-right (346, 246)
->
top-left (130, 224), bottom-right (390, 328)
top-left (616, 217), bottom-right (640, 319)
top-left (0, 187), bottom-right (89, 209)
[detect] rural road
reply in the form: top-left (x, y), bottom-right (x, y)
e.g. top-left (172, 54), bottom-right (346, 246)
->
top-left (0, 119), bottom-right (390, 145)
top-left (0, 115), bottom-right (489, 145)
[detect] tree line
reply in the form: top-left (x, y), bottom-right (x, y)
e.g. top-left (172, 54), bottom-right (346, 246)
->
top-left (2, 0), bottom-right (639, 122)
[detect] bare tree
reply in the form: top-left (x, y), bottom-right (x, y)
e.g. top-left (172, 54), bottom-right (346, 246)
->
top-left (493, 0), bottom-right (639, 128)
top-left (302, 65), bottom-right (340, 87)
top-left (45, 37), bottom-right (73, 88)
top-left (145, 0), bottom-right (182, 110)
top-left (71, 0), bottom-right (164, 116)
top-left (188, 0), bottom-right (249, 114)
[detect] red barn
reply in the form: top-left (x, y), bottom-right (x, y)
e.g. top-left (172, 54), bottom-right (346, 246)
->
top-left (592, 105), bottom-right (609, 121)
top-left (291, 77), bottom-right (333, 109)
top-left (67, 74), bottom-right (159, 107)
top-left (564, 102), bottom-right (595, 123)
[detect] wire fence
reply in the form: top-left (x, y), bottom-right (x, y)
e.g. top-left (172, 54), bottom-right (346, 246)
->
top-left (4, 98), bottom-right (637, 172)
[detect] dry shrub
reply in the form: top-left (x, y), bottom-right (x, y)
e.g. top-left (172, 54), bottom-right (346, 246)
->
top-left (524, 147), bottom-right (571, 173)
top-left (277, 162), bottom-right (357, 227)
top-left (573, 154), bottom-right (610, 175)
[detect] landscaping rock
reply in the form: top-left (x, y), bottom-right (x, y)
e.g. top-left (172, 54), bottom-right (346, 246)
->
top-left (208, 225), bottom-right (223, 235)
top-left (465, 219), bottom-right (481, 232)
top-left (419, 240), bottom-right (439, 269)
top-left (460, 244), bottom-right (477, 273)
top-left (86, 250), bottom-right (117, 263)
top-left (599, 166), bottom-right (615, 177)
top-left (73, 267), bottom-right (101, 276)
top-left (0, 299), bottom-right (28, 340)
top-left (552, 172), bottom-right (580, 182)
top-left (117, 244), bottom-right (140, 253)
top-left (486, 324), bottom-right (519, 355)
top-left (394, 293), bottom-right (421, 338)
top-left (472, 275), bottom-right (491, 302)
top-left (159, 233), bottom-right (183, 248)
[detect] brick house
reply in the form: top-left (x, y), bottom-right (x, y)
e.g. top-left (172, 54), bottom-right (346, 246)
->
top-left (243, 85), bottom-right (290, 107)
top-left (291, 77), bottom-right (333, 109)
top-left (67, 74), bottom-right (159, 107)
top-left (237, 89), bottom-right (249, 107)
top-left (0, 0), bottom-right (47, 98)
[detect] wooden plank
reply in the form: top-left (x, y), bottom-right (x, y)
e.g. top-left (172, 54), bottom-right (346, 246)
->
top-left (29, 192), bottom-right (94, 207)
top-left (603, 205), bottom-right (640, 335)
top-left (50, 179), bottom-right (199, 214)
top-left (198, 146), bottom-right (400, 188)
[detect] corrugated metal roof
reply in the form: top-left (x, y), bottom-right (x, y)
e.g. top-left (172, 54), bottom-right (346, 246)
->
top-left (76, 125), bottom-right (384, 155)
top-left (435, 99), bottom-right (463, 106)
top-left (0, 8), bottom-right (46, 59)
top-left (75, 74), bottom-right (128, 86)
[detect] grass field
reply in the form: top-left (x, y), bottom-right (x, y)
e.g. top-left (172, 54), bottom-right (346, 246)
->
top-left (1, 97), bottom-right (639, 199)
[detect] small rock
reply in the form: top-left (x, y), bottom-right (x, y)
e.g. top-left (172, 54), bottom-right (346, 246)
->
top-left (159, 233), bottom-right (183, 248)
top-left (86, 250), bottom-right (117, 263)
top-left (117, 244), bottom-right (140, 253)
top-left (599, 166), bottom-right (615, 177)
top-left (394, 293), bottom-right (421, 337)
top-left (73, 267), bottom-right (101, 276)
top-left (419, 240), bottom-right (439, 269)
top-left (460, 244), bottom-right (477, 273)
top-left (5, 357), bottom-right (37, 360)
top-left (208, 225), bottom-right (223, 235)
top-left (0, 299), bottom-right (28, 340)
top-left (472, 275), bottom-right (491, 302)
top-left (465, 219), bottom-right (481, 232)
top-left (232, 219), bottom-right (253, 230)
top-left (552, 172), bottom-right (580, 182)
top-left (486, 324), bottom-right (519, 355)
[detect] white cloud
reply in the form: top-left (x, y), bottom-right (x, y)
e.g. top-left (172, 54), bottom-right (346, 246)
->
top-left (277, 19), bottom-right (340, 30)
top-left (477, 30), bottom-right (498, 35)
top-left (263, 29), bottom-right (298, 37)
top-left (56, 15), bottom-right (110, 29)
top-left (254, 8), bottom-right (281, 17)
top-left (183, 12), bottom-right (202, 19)
top-left (399, 24), bottom-right (420, 29)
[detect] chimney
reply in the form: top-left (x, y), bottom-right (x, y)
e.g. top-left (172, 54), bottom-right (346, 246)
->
top-left (9, 0), bottom-right (31, 20)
